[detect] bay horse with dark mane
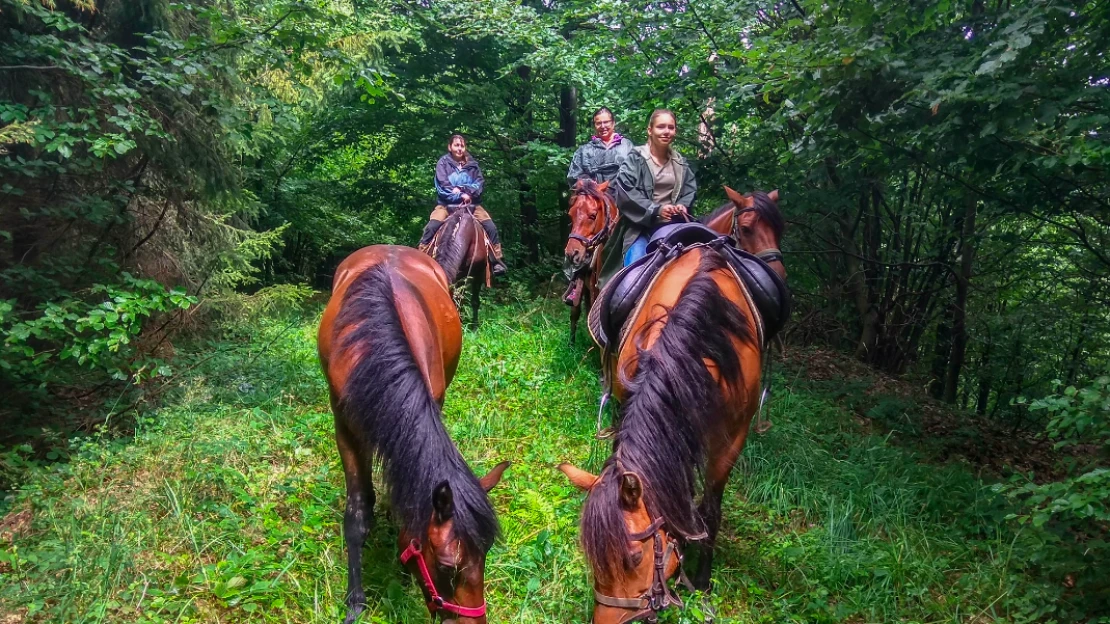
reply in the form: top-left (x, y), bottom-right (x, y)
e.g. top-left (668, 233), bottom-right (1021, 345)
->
top-left (563, 179), bottom-right (618, 344)
top-left (426, 206), bottom-right (491, 327)
top-left (318, 245), bottom-right (510, 624)
top-left (560, 189), bottom-right (785, 624)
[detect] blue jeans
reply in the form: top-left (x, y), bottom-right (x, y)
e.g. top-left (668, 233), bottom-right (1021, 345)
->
top-left (623, 234), bottom-right (650, 266)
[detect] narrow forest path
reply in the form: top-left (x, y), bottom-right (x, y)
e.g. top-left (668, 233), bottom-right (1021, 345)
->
top-left (1, 296), bottom-right (1036, 624)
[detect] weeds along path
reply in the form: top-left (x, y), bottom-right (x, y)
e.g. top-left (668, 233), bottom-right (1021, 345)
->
top-left (2, 297), bottom-right (1032, 623)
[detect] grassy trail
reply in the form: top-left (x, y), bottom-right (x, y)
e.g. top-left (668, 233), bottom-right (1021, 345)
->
top-left (1, 296), bottom-right (1035, 623)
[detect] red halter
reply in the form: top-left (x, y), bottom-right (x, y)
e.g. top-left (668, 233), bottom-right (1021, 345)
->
top-left (400, 540), bottom-right (488, 619)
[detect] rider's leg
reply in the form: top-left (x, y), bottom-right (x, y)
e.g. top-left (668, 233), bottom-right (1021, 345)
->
top-left (473, 206), bottom-right (507, 275)
top-left (418, 206), bottom-right (449, 251)
top-left (623, 233), bottom-right (650, 266)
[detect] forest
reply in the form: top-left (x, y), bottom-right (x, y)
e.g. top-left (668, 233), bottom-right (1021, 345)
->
top-left (1, 1), bottom-right (1107, 622)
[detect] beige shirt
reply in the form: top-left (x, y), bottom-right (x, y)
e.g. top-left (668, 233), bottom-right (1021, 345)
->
top-left (646, 156), bottom-right (676, 206)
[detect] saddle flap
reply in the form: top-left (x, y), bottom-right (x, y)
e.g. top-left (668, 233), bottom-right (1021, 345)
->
top-left (725, 250), bottom-right (792, 340)
top-left (589, 250), bottom-right (666, 350)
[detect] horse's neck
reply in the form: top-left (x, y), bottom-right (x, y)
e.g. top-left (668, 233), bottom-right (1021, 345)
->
top-left (706, 208), bottom-right (734, 237)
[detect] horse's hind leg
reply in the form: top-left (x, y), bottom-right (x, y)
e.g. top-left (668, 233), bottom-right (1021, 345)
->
top-left (469, 279), bottom-right (481, 329)
top-left (336, 416), bottom-right (375, 624)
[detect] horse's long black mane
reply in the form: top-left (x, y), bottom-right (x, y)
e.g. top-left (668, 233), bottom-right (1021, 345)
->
top-left (699, 190), bottom-right (784, 238)
top-left (335, 266), bottom-right (497, 552)
top-left (433, 209), bottom-right (476, 284)
top-left (581, 251), bottom-right (753, 582)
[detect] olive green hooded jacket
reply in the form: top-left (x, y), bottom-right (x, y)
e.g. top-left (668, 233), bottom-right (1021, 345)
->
top-left (598, 145), bottom-right (697, 289)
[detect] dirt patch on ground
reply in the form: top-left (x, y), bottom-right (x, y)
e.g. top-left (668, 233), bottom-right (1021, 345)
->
top-left (0, 508), bottom-right (32, 544)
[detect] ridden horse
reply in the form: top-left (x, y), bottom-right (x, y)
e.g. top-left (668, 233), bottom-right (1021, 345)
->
top-left (427, 206), bottom-right (491, 328)
top-left (318, 245), bottom-right (510, 624)
top-left (559, 189), bottom-right (785, 624)
top-left (563, 179), bottom-right (618, 344)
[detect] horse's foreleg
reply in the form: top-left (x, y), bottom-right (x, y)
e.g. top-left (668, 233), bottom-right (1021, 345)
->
top-left (693, 483), bottom-right (725, 591)
top-left (336, 417), bottom-right (374, 624)
top-left (694, 428), bottom-right (750, 590)
top-left (569, 300), bottom-right (581, 345)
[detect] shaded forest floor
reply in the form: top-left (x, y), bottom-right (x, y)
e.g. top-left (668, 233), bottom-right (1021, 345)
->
top-left (0, 295), bottom-right (1072, 623)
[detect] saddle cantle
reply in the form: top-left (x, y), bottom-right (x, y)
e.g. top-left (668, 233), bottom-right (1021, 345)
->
top-left (588, 228), bottom-right (791, 352)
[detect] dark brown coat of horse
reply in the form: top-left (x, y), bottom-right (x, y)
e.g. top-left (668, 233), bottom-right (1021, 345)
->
top-left (560, 189), bottom-right (785, 624)
top-left (429, 208), bottom-right (491, 328)
top-left (318, 245), bottom-right (509, 624)
top-left (563, 179), bottom-right (619, 344)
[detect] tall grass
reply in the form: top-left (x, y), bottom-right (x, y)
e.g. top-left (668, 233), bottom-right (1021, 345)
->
top-left (0, 296), bottom-right (1052, 623)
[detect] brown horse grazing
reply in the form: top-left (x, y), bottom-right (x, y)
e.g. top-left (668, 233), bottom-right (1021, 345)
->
top-left (428, 207), bottom-right (490, 328)
top-left (564, 179), bottom-right (618, 344)
top-left (560, 189), bottom-right (785, 624)
top-left (318, 245), bottom-right (510, 624)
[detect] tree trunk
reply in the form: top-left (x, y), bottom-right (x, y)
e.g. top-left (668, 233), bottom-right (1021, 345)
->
top-left (943, 195), bottom-right (977, 404)
top-left (557, 85), bottom-right (577, 244)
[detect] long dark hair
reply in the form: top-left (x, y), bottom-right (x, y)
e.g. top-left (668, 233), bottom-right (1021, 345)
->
top-left (335, 266), bottom-right (497, 552)
top-left (580, 251), bottom-right (753, 582)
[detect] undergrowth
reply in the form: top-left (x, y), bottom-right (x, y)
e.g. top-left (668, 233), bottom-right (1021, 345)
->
top-left (0, 295), bottom-right (1088, 623)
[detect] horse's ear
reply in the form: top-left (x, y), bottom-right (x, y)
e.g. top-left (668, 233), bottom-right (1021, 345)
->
top-left (558, 463), bottom-right (598, 491)
top-left (432, 481), bottom-right (454, 524)
top-left (619, 473), bottom-right (643, 511)
top-left (597, 180), bottom-right (610, 193)
top-left (480, 461), bottom-right (511, 492)
top-left (768, 189), bottom-right (780, 202)
top-left (724, 186), bottom-right (752, 208)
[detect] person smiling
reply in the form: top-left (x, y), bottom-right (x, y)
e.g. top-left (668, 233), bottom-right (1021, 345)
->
top-left (566, 107), bottom-right (634, 188)
top-left (598, 109), bottom-right (697, 289)
top-left (418, 134), bottom-right (506, 275)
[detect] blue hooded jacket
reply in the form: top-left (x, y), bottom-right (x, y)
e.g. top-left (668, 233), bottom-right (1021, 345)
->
top-left (435, 153), bottom-right (485, 206)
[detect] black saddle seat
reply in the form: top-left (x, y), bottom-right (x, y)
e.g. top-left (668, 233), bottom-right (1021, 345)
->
top-left (647, 222), bottom-right (727, 253)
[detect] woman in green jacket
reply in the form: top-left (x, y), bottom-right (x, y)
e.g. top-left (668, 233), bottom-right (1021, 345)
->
top-left (598, 108), bottom-right (697, 290)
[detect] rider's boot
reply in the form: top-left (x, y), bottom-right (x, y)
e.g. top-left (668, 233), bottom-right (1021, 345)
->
top-left (418, 220), bottom-right (444, 253)
top-left (489, 244), bottom-right (507, 276)
top-left (479, 219), bottom-right (507, 276)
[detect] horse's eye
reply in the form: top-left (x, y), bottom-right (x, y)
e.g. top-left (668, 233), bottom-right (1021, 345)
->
top-left (588, 213), bottom-right (598, 220)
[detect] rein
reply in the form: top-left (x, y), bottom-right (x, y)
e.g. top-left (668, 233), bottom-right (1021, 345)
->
top-left (400, 540), bottom-right (487, 619)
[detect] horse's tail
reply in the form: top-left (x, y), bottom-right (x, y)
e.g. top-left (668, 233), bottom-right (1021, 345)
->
top-left (333, 265), bottom-right (497, 551)
top-left (433, 210), bottom-right (474, 284)
top-left (618, 249), bottom-right (754, 538)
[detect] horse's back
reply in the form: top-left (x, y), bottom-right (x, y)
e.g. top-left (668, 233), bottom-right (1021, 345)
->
top-left (433, 210), bottom-right (487, 284)
top-left (614, 247), bottom-right (762, 409)
top-left (319, 245), bottom-right (462, 401)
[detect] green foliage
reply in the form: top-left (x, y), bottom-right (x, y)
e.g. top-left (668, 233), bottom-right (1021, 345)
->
top-left (1, 274), bottom-right (195, 388)
top-left (996, 376), bottom-right (1110, 610)
top-left (1, 297), bottom-right (1096, 622)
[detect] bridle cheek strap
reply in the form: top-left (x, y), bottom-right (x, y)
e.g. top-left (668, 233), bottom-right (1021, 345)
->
top-left (400, 540), bottom-right (487, 619)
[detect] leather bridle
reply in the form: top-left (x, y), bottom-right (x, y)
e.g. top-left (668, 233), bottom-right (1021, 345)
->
top-left (400, 540), bottom-right (487, 619)
top-left (732, 206), bottom-right (784, 266)
top-left (568, 190), bottom-right (617, 252)
top-left (592, 516), bottom-right (699, 624)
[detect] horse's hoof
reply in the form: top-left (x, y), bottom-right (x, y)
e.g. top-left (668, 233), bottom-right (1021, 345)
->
top-left (342, 606), bottom-right (365, 624)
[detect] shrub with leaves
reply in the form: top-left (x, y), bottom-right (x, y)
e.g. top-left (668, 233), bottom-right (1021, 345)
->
top-left (998, 375), bottom-right (1110, 611)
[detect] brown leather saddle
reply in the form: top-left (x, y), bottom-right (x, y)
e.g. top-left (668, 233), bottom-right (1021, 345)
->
top-left (588, 222), bottom-right (791, 351)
